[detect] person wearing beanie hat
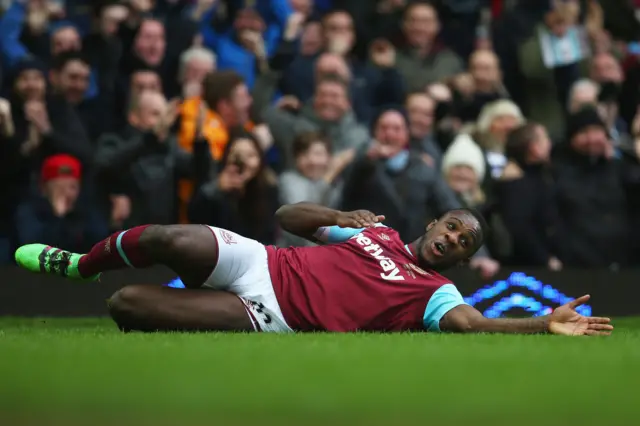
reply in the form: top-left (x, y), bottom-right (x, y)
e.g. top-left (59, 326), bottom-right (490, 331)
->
top-left (565, 105), bottom-right (611, 157)
top-left (12, 57), bottom-right (47, 102)
top-left (552, 105), bottom-right (629, 268)
top-left (441, 133), bottom-right (486, 209)
top-left (13, 153), bottom-right (108, 254)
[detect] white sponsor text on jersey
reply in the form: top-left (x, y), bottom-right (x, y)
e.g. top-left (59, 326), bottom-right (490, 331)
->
top-left (353, 233), bottom-right (404, 281)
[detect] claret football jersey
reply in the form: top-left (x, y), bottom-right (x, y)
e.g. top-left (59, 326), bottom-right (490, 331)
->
top-left (266, 224), bottom-right (467, 332)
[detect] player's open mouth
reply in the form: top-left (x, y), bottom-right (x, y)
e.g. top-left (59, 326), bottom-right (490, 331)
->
top-left (431, 241), bottom-right (446, 257)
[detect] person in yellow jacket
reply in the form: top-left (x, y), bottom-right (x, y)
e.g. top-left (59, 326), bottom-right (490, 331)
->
top-left (177, 71), bottom-right (254, 222)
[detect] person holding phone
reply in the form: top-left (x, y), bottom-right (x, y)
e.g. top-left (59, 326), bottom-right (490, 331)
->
top-left (188, 130), bottom-right (280, 245)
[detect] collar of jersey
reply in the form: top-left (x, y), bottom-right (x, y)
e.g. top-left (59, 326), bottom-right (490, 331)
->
top-left (404, 244), bottom-right (415, 258)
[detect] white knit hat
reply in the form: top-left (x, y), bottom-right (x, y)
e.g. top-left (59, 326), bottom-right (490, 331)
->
top-left (442, 133), bottom-right (486, 182)
top-left (476, 99), bottom-right (524, 134)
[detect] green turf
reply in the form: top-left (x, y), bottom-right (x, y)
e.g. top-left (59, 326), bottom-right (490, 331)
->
top-left (1, 317), bottom-right (639, 426)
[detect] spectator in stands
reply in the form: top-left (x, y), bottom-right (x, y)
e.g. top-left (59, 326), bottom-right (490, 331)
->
top-left (178, 70), bottom-right (254, 221)
top-left (553, 106), bottom-right (628, 268)
top-left (590, 52), bottom-right (624, 85)
top-left (451, 49), bottom-right (508, 123)
top-left (189, 130), bottom-right (279, 245)
top-left (49, 51), bottom-right (110, 143)
top-left (495, 122), bottom-right (564, 269)
top-left (120, 18), bottom-right (169, 92)
top-left (51, 24), bottom-right (82, 57)
top-left (14, 154), bottom-right (108, 253)
top-left (83, 2), bottom-right (128, 96)
top-left (279, 132), bottom-right (353, 247)
top-left (264, 74), bottom-right (368, 168)
top-left (132, 18), bottom-right (167, 70)
top-left (129, 67), bottom-right (163, 97)
top-left (113, 66), bottom-right (163, 132)
top-left (341, 108), bottom-right (500, 277)
top-left (589, 52), bottom-right (629, 145)
top-left (177, 46), bottom-right (216, 99)
top-left (394, 2), bottom-right (464, 92)
top-left (4, 58), bottom-right (92, 166)
top-left (249, 12), bottom-right (307, 114)
top-left (281, 10), bottom-right (405, 123)
top-left (299, 19), bottom-right (323, 56)
top-left (199, 6), bottom-right (283, 89)
top-left (471, 99), bottom-right (525, 181)
top-left (427, 82), bottom-right (462, 152)
top-left (405, 92), bottom-right (441, 165)
top-left (0, 0), bottom-right (64, 67)
top-left (179, 70), bottom-right (253, 162)
top-left (567, 79), bottom-right (599, 113)
top-left (441, 133), bottom-right (486, 212)
top-left (95, 91), bottom-right (196, 228)
top-left (279, 131), bottom-right (350, 209)
top-left (516, 1), bottom-right (588, 142)
top-left (315, 52), bottom-right (351, 85)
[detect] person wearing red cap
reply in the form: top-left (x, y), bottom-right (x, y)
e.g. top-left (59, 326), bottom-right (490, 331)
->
top-left (13, 154), bottom-right (109, 253)
top-left (39, 154), bottom-right (83, 216)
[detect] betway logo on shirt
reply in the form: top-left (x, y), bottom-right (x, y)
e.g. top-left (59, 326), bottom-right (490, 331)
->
top-left (353, 232), bottom-right (404, 281)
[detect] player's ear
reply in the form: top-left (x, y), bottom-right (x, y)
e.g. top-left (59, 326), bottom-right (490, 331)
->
top-left (426, 220), bottom-right (437, 232)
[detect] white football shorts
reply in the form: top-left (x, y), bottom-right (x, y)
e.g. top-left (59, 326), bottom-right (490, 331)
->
top-left (202, 226), bottom-right (293, 333)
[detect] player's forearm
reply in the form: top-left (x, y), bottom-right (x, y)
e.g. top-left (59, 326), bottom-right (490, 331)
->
top-left (471, 316), bottom-right (550, 334)
top-left (275, 203), bottom-right (341, 237)
top-left (441, 305), bottom-right (550, 334)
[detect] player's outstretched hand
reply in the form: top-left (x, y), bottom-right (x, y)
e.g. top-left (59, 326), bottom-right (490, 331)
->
top-left (548, 295), bottom-right (613, 336)
top-left (337, 210), bottom-right (385, 229)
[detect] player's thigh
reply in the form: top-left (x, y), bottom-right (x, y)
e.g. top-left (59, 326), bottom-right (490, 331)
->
top-left (196, 227), bottom-right (292, 333)
top-left (148, 225), bottom-right (262, 290)
top-left (142, 224), bottom-right (221, 288)
top-left (108, 284), bottom-right (254, 332)
top-left (203, 227), bottom-right (266, 293)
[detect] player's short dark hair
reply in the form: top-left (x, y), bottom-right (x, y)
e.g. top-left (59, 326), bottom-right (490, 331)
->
top-left (51, 51), bottom-right (90, 72)
top-left (202, 70), bottom-right (245, 110)
top-left (443, 208), bottom-right (489, 245)
top-left (505, 122), bottom-right (542, 166)
top-left (292, 131), bottom-right (331, 158)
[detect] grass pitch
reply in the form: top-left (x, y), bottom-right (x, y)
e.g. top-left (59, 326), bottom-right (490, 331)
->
top-left (1, 317), bottom-right (639, 426)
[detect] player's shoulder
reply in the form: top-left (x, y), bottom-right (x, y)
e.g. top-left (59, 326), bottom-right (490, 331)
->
top-left (361, 223), bottom-right (401, 241)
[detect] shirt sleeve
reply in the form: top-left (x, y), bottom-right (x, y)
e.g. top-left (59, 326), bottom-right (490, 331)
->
top-left (423, 284), bottom-right (468, 332)
top-left (313, 223), bottom-right (386, 244)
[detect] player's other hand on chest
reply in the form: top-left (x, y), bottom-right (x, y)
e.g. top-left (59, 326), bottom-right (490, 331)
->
top-left (337, 210), bottom-right (385, 229)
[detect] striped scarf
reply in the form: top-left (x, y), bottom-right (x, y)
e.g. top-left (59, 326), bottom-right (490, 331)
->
top-left (539, 25), bottom-right (590, 69)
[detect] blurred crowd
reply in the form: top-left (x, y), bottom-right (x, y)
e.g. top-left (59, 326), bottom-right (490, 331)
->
top-left (1, 0), bottom-right (640, 278)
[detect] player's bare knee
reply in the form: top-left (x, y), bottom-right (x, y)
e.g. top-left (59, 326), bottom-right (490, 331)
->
top-left (108, 286), bottom-right (142, 326)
